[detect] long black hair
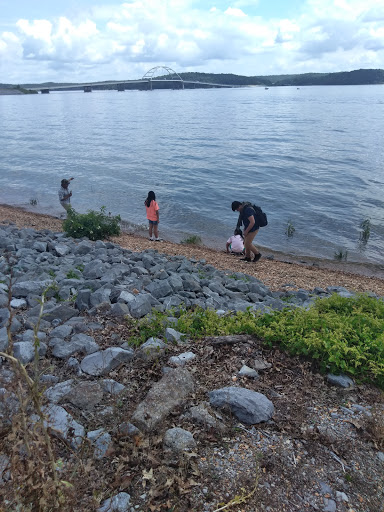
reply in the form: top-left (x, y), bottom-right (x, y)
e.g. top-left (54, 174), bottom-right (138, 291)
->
top-left (144, 191), bottom-right (156, 207)
top-left (234, 228), bottom-right (243, 239)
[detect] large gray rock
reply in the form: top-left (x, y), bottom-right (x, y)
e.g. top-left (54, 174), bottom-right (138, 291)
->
top-left (13, 342), bottom-right (35, 364)
top-left (75, 290), bottom-right (91, 311)
top-left (163, 427), bottom-right (196, 453)
top-left (165, 327), bottom-right (186, 344)
top-left (327, 374), bottom-right (355, 388)
top-left (145, 280), bottom-right (173, 299)
top-left (80, 347), bottom-right (134, 376)
top-left (128, 294), bottom-right (152, 318)
top-left (209, 386), bottom-right (274, 424)
top-left (101, 379), bottom-right (125, 395)
top-left (186, 403), bottom-right (224, 431)
top-left (11, 280), bottom-right (52, 298)
top-left (0, 327), bottom-right (9, 351)
top-left (168, 351), bottom-right (196, 366)
top-left (137, 337), bottom-right (167, 361)
top-left (82, 260), bottom-right (106, 279)
top-left (131, 368), bottom-right (195, 432)
top-left (52, 334), bottom-right (99, 359)
top-left (43, 305), bottom-right (78, 323)
top-left (66, 381), bottom-right (104, 410)
top-left (44, 380), bottom-right (74, 403)
top-left (42, 404), bottom-right (84, 449)
top-left (98, 492), bottom-right (131, 512)
top-left (87, 429), bottom-right (112, 459)
top-left (0, 388), bottom-right (19, 432)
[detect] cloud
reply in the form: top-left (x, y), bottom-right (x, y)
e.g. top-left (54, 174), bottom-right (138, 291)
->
top-left (1, 0), bottom-right (384, 83)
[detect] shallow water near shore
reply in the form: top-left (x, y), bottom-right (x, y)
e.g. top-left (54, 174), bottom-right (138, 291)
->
top-left (1, 85), bottom-right (384, 264)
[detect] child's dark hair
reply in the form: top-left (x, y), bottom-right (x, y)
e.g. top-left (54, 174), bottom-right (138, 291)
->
top-left (234, 228), bottom-right (243, 238)
top-left (145, 191), bottom-right (156, 207)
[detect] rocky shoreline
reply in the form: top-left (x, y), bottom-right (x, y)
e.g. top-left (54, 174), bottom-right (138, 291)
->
top-left (1, 223), bottom-right (384, 511)
top-left (2, 202), bottom-right (384, 295)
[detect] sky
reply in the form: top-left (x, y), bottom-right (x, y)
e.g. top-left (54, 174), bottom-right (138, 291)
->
top-left (1, 0), bottom-right (384, 84)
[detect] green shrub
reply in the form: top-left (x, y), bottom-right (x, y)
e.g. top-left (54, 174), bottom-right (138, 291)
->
top-left (181, 234), bottom-right (202, 245)
top-left (129, 294), bottom-right (384, 388)
top-left (359, 217), bottom-right (371, 243)
top-left (334, 249), bottom-right (348, 261)
top-left (63, 206), bottom-right (121, 241)
top-left (285, 219), bottom-right (295, 237)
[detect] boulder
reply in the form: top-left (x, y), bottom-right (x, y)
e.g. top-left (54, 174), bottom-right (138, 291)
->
top-left (209, 386), bottom-right (274, 424)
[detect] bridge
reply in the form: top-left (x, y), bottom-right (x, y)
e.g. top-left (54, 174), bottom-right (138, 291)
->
top-left (29, 66), bottom-right (236, 94)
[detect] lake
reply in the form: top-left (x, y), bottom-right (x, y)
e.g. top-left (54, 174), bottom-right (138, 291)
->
top-left (0, 85), bottom-right (383, 264)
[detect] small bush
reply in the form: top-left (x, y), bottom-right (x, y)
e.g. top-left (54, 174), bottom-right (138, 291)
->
top-left (359, 217), bottom-right (371, 243)
top-left (181, 234), bottom-right (202, 245)
top-left (334, 249), bottom-right (348, 261)
top-left (63, 206), bottom-right (121, 241)
top-left (285, 219), bottom-right (295, 237)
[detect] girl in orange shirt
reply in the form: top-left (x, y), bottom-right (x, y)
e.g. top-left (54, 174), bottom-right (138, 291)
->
top-left (144, 191), bottom-right (160, 241)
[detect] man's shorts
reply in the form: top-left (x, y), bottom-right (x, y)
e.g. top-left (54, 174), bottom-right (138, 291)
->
top-left (148, 220), bottom-right (158, 225)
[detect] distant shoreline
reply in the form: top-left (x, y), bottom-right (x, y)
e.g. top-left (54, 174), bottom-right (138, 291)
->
top-left (1, 68), bottom-right (384, 93)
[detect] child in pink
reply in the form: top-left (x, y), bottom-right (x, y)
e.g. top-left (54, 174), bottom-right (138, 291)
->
top-left (144, 191), bottom-right (160, 241)
top-left (226, 228), bottom-right (244, 254)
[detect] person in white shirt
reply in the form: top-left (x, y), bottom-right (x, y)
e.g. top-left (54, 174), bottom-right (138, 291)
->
top-left (226, 228), bottom-right (245, 255)
top-left (58, 177), bottom-right (74, 214)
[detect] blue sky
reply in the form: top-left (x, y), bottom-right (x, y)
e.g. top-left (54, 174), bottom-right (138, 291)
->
top-left (1, 0), bottom-right (384, 84)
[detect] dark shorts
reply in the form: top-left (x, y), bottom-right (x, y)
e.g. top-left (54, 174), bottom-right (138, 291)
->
top-left (148, 220), bottom-right (158, 225)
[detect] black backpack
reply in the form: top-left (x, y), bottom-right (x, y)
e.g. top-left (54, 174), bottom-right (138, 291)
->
top-left (252, 204), bottom-right (268, 228)
top-left (236, 202), bottom-right (268, 230)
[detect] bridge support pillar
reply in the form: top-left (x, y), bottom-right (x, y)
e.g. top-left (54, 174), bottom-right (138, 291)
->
top-left (84, 86), bottom-right (92, 93)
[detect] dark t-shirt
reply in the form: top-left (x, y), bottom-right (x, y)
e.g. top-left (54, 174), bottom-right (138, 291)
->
top-left (241, 205), bottom-right (259, 232)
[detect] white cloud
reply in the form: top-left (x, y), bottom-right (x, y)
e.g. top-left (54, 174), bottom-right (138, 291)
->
top-left (1, 0), bottom-right (384, 83)
top-left (224, 7), bottom-right (247, 18)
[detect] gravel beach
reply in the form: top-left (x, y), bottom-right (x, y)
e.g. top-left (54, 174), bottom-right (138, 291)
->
top-left (1, 203), bottom-right (384, 295)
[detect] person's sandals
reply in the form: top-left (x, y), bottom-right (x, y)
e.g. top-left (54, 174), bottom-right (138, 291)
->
top-left (240, 257), bottom-right (251, 262)
top-left (253, 253), bottom-right (262, 262)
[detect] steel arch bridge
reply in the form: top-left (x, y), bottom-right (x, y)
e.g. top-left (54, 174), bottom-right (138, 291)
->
top-left (28, 66), bottom-right (235, 93)
top-left (142, 66), bottom-right (183, 81)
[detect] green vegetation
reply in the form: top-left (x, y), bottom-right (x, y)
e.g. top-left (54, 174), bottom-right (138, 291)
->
top-left (360, 217), bottom-right (371, 243)
top-left (130, 293), bottom-right (384, 389)
top-left (272, 68), bottom-right (384, 86)
top-left (66, 269), bottom-right (81, 280)
top-left (285, 219), bottom-right (296, 237)
top-left (181, 234), bottom-right (202, 245)
top-left (62, 206), bottom-right (121, 241)
top-left (334, 249), bottom-right (348, 261)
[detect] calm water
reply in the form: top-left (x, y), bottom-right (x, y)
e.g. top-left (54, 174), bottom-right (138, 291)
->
top-left (0, 85), bottom-right (383, 263)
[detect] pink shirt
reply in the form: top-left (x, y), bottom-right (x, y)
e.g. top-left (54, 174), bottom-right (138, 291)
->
top-left (145, 200), bottom-right (159, 221)
top-left (227, 234), bottom-right (244, 253)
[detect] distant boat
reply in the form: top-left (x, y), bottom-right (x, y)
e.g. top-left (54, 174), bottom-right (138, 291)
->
top-left (265, 87), bottom-right (269, 90)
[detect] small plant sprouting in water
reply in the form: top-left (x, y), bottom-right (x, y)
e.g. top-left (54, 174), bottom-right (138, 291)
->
top-left (181, 234), bottom-right (202, 245)
top-left (285, 219), bottom-right (296, 238)
top-left (334, 249), bottom-right (348, 261)
top-left (359, 217), bottom-right (371, 243)
top-left (29, 198), bottom-right (38, 206)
